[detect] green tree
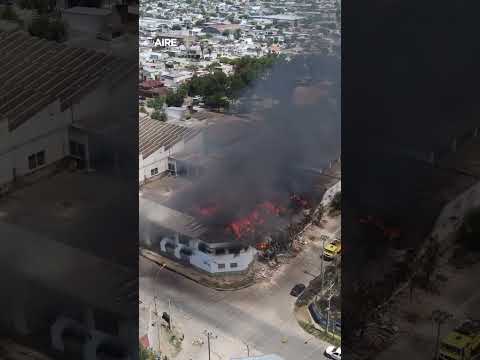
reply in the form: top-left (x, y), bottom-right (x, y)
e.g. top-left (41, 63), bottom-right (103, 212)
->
top-left (29, 15), bottom-right (66, 42)
top-left (330, 191), bottom-right (341, 212)
top-left (139, 344), bottom-right (158, 360)
top-left (48, 17), bottom-right (67, 42)
top-left (227, 75), bottom-right (245, 98)
top-left (1, 5), bottom-right (20, 22)
top-left (204, 94), bottom-right (229, 110)
top-left (234, 28), bottom-right (241, 40)
top-left (147, 96), bottom-right (165, 110)
top-left (165, 90), bottom-right (185, 107)
top-left (151, 110), bottom-right (167, 121)
top-left (18, 0), bottom-right (50, 13)
top-left (460, 207), bottom-right (480, 251)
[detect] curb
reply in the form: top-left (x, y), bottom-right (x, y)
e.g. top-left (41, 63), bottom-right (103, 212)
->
top-left (294, 305), bottom-right (341, 346)
top-left (140, 251), bottom-right (256, 291)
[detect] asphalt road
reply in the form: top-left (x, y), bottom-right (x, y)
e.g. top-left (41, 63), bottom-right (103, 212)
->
top-left (139, 228), bottom-right (335, 360)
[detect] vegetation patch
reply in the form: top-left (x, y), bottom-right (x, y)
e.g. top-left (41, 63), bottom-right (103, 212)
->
top-left (298, 320), bottom-right (341, 346)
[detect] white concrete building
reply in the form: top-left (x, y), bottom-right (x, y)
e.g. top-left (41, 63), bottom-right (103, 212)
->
top-left (138, 116), bottom-right (202, 184)
top-left (0, 31), bottom-right (135, 194)
top-left (140, 198), bottom-right (256, 274)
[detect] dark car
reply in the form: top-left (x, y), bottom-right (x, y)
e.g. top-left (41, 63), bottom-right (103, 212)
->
top-left (290, 283), bottom-right (306, 297)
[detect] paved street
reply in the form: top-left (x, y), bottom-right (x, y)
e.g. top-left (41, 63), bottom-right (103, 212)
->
top-left (139, 222), bottom-right (338, 360)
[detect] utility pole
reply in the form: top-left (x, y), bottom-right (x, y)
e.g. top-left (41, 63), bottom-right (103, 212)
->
top-left (432, 310), bottom-right (452, 360)
top-left (325, 281), bottom-right (336, 335)
top-left (204, 330), bottom-right (216, 360)
top-left (242, 340), bottom-right (250, 356)
top-left (154, 296), bottom-right (161, 354)
top-left (168, 299), bottom-right (172, 330)
top-left (207, 331), bottom-right (211, 360)
top-left (320, 235), bottom-right (327, 291)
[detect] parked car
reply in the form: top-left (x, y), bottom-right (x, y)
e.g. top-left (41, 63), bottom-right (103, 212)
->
top-left (290, 283), bottom-right (306, 297)
top-left (325, 345), bottom-right (341, 359)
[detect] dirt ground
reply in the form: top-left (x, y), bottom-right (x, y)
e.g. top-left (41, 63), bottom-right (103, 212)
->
top-left (376, 181), bottom-right (480, 360)
top-left (377, 258), bottom-right (480, 360)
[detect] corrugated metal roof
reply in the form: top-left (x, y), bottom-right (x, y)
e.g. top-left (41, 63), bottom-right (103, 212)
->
top-left (139, 115), bottom-right (196, 158)
top-left (140, 197), bottom-right (207, 239)
top-left (0, 30), bottom-right (136, 131)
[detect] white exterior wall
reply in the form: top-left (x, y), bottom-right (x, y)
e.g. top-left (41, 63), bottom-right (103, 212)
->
top-left (141, 146), bottom-right (168, 181)
top-left (139, 154), bottom-right (145, 183)
top-left (189, 248), bottom-right (214, 272)
top-left (62, 11), bottom-right (111, 35)
top-left (155, 233), bottom-right (255, 274)
top-left (190, 246), bottom-right (256, 273)
top-left (0, 70), bottom-right (134, 189)
top-left (0, 100), bottom-right (70, 186)
top-left (0, 120), bottom-right (12, 185)
top-left (139, 139), bottom-right (185, 183)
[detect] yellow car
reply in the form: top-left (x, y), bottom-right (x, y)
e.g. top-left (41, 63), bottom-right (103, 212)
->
top-left (323, 239), bottom-right (341, 260)
top-left (438, 321), bottom-right (480, 360)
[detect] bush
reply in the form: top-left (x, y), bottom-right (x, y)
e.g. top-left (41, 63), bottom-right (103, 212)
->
top-left (18, 0), bottom-right (50, 12)
top-left (460, 207), bottom-right (480, 251)
top-left (204, 94), bottom-right (229, 110)
top-left (146, 96), bottom-right (165, 110)
top-left (29, 15), bottom-right (66, 42)
top-left (1, 5), bottom-right (20, 22)
top-left (151, 110), bottom-right (167, 121)
top-left (330, 191), bottom-right (341, 213)
top-left (165, 90), bottom-right (184, 107)
top-left (139, 344), bottom-right (158, 360)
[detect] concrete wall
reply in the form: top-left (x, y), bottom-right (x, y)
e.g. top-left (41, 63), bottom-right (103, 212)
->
top-left (0, 72), bottom-right (132, 188)
top-left (62, 10), bottom-right (111, 35)
top-left (0, 100), bottom-right (70, 187)
top-left (140, 146), bottom-right (168, 182)
top-left (196, 246), bottom-right (256, 273)
top-left (139, 131), bottom-right (204, 184)
top-left (158, 235), bottom-right (255, 274)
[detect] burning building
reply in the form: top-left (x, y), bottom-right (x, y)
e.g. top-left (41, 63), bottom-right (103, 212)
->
top-left (140, 198), bottom-right (258, 273)
top-left (139, 54), bottom-right (340, 275)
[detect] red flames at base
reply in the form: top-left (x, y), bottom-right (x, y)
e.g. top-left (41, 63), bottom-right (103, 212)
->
top-left (228, 201), bottom-right (285, 239)
top-left (193, 194), bottom-right (311, 241)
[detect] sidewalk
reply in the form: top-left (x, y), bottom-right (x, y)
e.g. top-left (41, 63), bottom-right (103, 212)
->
top-left (140, 249), bottom-right (256, 290)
